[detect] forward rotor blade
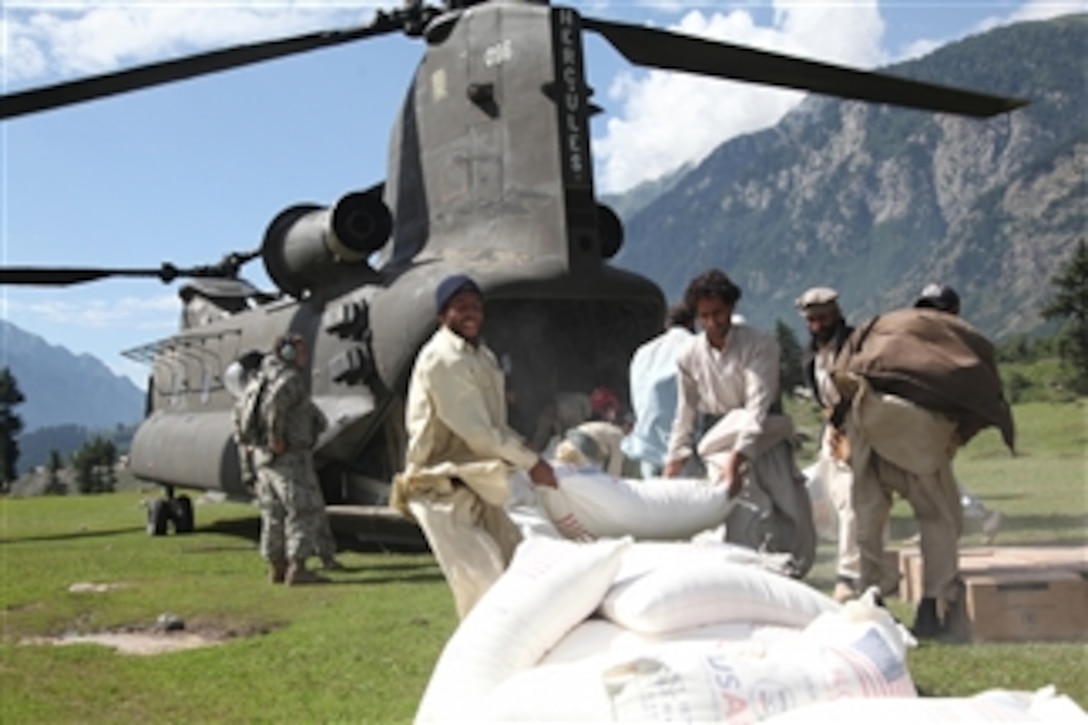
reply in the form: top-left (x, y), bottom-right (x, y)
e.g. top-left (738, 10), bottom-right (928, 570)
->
top-left (0, 16), bottom-right (401, 120)
top-left (583, 18), bottom-right (1027, 118)
top-left (0, 266), bottom-right (180, 286)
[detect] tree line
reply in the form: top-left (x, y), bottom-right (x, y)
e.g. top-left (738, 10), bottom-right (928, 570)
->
top-left (1, 370), bottom-right (124, 495)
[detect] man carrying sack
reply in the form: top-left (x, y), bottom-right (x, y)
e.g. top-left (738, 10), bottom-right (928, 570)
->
top-left (831, 307), bottom-right (1015, 640)
top-left (392, 274), bottom-right (559, 618)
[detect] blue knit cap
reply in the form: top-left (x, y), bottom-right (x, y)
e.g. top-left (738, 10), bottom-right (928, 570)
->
top-left (435, 274), bottom-right (482, 313)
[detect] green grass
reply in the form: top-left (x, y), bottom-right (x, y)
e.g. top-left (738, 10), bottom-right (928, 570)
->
top-left (2, 399), bottom-right (1086, 721)
top-left (1, 494), bottom-right (456, 723)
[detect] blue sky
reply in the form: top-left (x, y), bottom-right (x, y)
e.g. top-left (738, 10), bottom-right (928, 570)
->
top-left (0, 0), bottom-right (1079, 387)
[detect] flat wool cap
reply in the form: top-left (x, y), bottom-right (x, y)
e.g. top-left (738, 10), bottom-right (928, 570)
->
top-left (915, 283), bottom-right (960, 313)
top-left (795, 286), bottom-right (839, 314)
top-left (435, 274), bottom-right (483, 312)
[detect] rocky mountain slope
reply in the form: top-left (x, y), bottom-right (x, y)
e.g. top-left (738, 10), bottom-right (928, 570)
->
top-left (1, 319), bottom-right (144, 432)
top-left (614, 14), bottom-right (1087, 339)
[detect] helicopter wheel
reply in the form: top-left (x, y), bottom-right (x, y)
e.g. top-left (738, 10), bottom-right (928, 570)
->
top-left (147, 499), bottom-right (171, 537)
top-left (171, 495), bottom-right (195, 534)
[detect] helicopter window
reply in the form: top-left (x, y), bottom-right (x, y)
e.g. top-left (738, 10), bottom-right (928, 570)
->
top-left (170, 369), bottom-right (184, 405)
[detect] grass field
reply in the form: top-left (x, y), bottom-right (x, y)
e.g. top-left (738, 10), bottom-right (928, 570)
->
top-left (1, 399), bottom-right (1085, 722)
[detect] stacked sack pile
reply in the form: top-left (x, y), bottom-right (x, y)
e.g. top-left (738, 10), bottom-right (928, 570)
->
top-left (416, 537), bottom-right (1086, 723)
top-left (414, 464), bottom-right (1088, 723)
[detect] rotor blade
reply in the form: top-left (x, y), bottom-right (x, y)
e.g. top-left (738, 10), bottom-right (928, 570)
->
top-left (0, 15), bottom-right (401, 120)
top-left (582, 18), bottom-right (1027, 118)
top-left (0, 266), bottom-right (179, 286)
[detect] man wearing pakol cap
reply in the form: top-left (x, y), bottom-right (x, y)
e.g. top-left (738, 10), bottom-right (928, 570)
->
top-left (915, 283), bottom-right (961, 315)
top-left (913, 284), bottom-right (1004, 544)
top-left (831, 302), bottom-right (1015, 640)
top-left (796, 286), bottom-right (865, 602)
top-left (663, 269), bottom-right (816, 577)
top-left (392, 273), bottom-right (559, 618)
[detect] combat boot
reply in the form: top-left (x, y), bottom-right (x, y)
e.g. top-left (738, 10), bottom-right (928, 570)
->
top-left (939, 595), bottom-right (971, 643)
top-left (285, 560), bottom-right (330, 586)
top-left (319, 555), bottom-right (346, 571)
top-left (911, 597), bottom-right (943, 640)
top-left (269, 559), bottom-right (287, 584)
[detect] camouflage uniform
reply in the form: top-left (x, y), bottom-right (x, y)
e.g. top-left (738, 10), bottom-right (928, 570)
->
top-left (252, 355), bottom-right (329, 567)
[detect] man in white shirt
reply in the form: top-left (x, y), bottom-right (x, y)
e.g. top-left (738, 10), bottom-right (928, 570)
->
top-left (664, 269), bottom-right (815, 577)
top-left (395, 274), bottom-right (557, 617)
top-left (622, 302), bottom-right (696, 478)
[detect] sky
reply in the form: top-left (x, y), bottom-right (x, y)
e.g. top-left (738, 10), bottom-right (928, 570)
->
top-left (0, 0), bottom-right (1080, 387)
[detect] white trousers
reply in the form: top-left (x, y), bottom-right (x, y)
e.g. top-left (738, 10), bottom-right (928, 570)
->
top-left (407, 469), bottom-right (558, 619)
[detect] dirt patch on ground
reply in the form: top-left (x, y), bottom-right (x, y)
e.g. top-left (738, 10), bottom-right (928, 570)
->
top-left (68, 581), bottom-right (130, 593)
top-left (23, 631), bottom-right (224, 655)
top-left (20, 615), bottom-right (279, 656)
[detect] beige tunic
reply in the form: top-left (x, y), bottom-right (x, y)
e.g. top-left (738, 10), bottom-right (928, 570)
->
top-left (405, 325), bottom-right (538, 471)
top-left (399, 325), bottom-right (547, 618)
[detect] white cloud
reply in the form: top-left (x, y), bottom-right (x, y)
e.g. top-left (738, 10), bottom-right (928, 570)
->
top-left (2, 2), bottom-right (378, 85)
top-left (593, 1), bottom-right (888, 193)
top-left (896, 37), bottom-right (941, 62)
top-left (592, 0), bottom-right (1084, 193)
top-left (3, 293), bottom-right (177, 328)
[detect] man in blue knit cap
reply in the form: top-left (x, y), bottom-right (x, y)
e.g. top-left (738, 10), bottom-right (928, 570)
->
top-left (394, 273), bottom-right (558, 617)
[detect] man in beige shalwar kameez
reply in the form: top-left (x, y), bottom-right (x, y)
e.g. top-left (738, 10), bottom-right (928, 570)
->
top-left (392, 274), bottom-right (558, 618)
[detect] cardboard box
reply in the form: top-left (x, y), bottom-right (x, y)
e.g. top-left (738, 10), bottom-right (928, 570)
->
top-left (965, 569), bottom-right (1088, 643)
top-left (895, 545), bottom-right (1088, 642)
top-left (898, 545), bottom-right (1088, 604)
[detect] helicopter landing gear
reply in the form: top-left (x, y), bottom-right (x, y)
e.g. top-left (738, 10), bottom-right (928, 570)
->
top-left (146, 488), bottom-right (195, 536)
top-left (171, 495), bottom-right (195, 534)
top-left (147, 499), bottom-right (170, 536)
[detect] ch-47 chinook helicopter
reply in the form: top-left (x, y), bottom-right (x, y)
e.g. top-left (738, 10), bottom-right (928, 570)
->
top-left (1, 0), bottom-right (1025, 539)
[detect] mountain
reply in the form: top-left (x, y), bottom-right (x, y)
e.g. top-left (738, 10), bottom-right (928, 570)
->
top-left (602, 163), bottom-right (691, 221)
top-left (614, 14), bottom-right (1087, 340)
top-left (0, 319), bottom-right (145, 432)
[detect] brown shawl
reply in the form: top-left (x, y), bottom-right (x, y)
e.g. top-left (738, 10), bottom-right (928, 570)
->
top-left (834, 308), bottom-right (1015, 452)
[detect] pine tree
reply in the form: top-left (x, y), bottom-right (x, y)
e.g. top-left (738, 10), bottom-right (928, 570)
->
top-left (45, 449), bottom-right (66, 495)
top-left (775, 320), bottom-right (805, 398)
top-left (0, 367), bottom-right (26, 491)
top-left (1041, 239), bottom-right (1088, 394)
top-left (73, 446), bottom-right (97, 494)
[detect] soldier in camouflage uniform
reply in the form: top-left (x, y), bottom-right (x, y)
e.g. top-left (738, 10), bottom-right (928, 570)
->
top-left (251, 333), bottom-right (332, 585)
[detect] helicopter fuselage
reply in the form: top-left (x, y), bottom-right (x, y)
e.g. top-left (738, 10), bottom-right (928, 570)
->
top-left (127, 2), bottom-right (665, 509)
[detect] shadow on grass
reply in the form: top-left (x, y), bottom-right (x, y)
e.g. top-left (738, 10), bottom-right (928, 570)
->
top-left (0, 526), bottom-right (146, 544)
top-left (324, 572), bottom-right (446, 587)
top-left (197, 514), bottom-right (434, 556)
top-left (200, 515), bottom-right (261, 541)
top-left (332, 561), bottom-right (438, 573)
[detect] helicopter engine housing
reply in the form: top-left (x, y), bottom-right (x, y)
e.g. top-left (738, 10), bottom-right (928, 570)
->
top-left (262, 187), bottom-right (392, 298)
